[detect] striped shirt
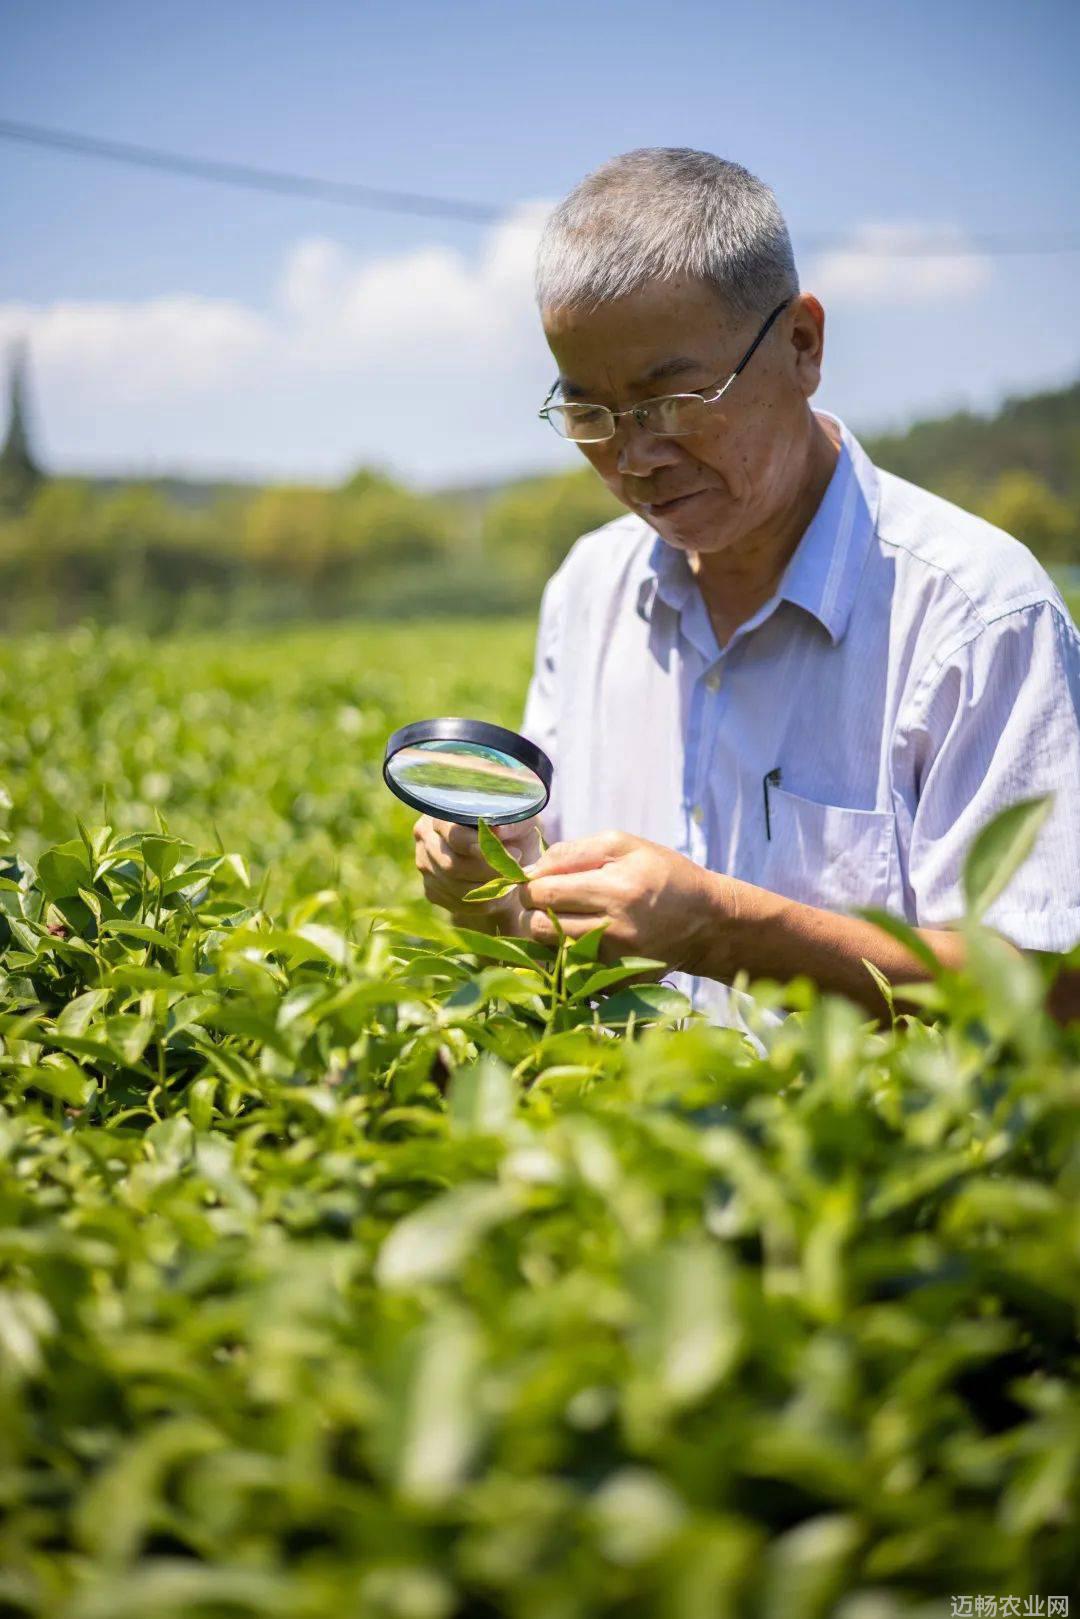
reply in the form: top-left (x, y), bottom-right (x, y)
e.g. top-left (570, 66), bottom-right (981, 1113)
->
top-left (520, 410), bottom-right (1080, 1032)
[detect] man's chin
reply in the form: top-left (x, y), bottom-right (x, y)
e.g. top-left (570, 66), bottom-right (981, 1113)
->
top-left (648, 502), bottom-right (729, 548)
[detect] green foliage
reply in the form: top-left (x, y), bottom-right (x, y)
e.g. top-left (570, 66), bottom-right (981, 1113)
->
top-left (0, 474), bottom-right (517, 632)
top-left (461, 820), bottom-right (531, 904)
top-left (2, 376), bottom-right (1079, 628)
top-left (0, 346), bottom-right (43, 518)
top-left (482, 466), bottom-right (624, 586)
top-left (242, 482), bottom-right (453, 582)
top-left (0, 619), bottom-right (537, 915)
top-left (0, 621), bottom-right (1078, 1613)
top-left (962, 797), bottom-right (1055, 921)
top-left (865, 377), bottom-right (1080, 565)
top-left (975, 472), bottom-right (1074, 564)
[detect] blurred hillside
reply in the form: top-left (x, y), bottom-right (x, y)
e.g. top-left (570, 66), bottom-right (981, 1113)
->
top-left (866, 379), bottom-right (1080, 565)
top-left (0, 367), bottom-right (1077, 632)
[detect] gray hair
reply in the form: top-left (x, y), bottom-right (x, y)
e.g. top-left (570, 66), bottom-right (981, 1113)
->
top-left (535, 148), bottom-right (798, 320)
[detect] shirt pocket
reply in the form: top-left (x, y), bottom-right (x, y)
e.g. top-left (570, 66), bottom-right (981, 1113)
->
top-left (755, 783), bottom-right (899, 914)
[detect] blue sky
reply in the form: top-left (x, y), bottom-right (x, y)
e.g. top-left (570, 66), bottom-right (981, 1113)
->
top-left (2, 0), bottom-right (1078, 486)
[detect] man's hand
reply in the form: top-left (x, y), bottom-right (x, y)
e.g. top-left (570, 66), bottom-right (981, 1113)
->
top-left (513, 828), bottom-right (1080, 1029)
top-left (413, 814), bottom-right (543, 935)
top-left (519, 829), bottom-right (736, 969)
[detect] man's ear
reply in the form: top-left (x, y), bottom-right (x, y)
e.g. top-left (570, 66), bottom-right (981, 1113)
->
top-left (789, 293), bottom-right (825, 399)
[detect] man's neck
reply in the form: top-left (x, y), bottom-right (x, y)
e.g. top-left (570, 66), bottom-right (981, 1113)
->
top-left (689, 412), bottom-right (841, 646)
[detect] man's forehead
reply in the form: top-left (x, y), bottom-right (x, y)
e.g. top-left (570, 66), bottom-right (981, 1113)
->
top-left (542, 282), bottom-right (740, 398)
top-left (557, 354), bottom-right (709, 401)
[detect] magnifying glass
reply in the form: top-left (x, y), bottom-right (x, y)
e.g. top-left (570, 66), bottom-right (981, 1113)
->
top-left (383, 718), bottom-right (553, 828)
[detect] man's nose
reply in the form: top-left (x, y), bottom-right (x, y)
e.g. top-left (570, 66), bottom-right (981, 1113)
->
top-left (615, 415), bottom-right (682, 478)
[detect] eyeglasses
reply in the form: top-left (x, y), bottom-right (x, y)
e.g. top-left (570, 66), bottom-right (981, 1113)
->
top-left (538, 297), bottom-right (792, 443)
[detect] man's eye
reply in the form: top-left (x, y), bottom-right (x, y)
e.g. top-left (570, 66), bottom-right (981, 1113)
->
top-left (569, 406), bottom-right (605, 423)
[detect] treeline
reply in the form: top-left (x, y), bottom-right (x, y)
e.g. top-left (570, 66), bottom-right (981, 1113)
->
top-left (865, 378), bottom-right (1080, 566)
top-left (0, 465), bottom-right (621, 630)
top-left (0, 378), bottom-right (1076, 630)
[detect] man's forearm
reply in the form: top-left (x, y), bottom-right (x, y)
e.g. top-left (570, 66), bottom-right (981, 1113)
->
top-left (697, 873), bottom-right (972, 1020)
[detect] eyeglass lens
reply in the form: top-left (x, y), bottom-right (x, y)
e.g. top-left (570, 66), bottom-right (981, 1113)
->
top-left (549, 394), bottom-right (714, 442)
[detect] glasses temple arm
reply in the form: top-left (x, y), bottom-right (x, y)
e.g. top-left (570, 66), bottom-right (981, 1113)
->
top-left (731, 297), bottom-right (792, 378)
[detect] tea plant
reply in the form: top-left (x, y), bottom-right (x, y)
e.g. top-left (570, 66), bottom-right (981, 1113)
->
top-left (0, 623), bottom-right (1078, 1617)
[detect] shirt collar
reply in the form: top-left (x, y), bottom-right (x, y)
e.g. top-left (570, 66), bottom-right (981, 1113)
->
top-left (642, 411), bottom-right (880, 647)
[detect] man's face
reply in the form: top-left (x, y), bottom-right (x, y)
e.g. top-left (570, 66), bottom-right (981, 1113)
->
top-left (541, 278), bottom-right (825, 556)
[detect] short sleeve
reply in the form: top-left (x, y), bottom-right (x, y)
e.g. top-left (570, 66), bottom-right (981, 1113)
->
top-left (897, 600), bottom-right (1080, 952)
top-left (520, 567), bottom-right (566, 845)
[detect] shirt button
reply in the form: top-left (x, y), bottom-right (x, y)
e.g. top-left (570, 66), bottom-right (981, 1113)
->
top-left (691, 803), bottom-right (705, 825)
top-left (705, 670), bottom-right (722, 693)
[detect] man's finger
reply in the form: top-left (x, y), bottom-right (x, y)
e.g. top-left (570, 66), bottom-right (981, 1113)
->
top-left (520, 872), bottom-right (611, 913)
top-left (492, 815), bottom-right (539, 841)
top-left (528, 910), bottom-right (609, 943)
top-left (436, 819), bottom-right (534, 857)
top-left (434, 820), bottom-right (480, 854)
top-left (523, 833), bottom-right (623, 879)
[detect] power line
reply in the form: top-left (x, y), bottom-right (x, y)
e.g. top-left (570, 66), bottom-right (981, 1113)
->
top-left (0, 116), bottom-right (503, 225)
top-left (2, 115), bottom-right (1080, 256)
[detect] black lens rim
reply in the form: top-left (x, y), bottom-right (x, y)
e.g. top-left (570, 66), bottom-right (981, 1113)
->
top-left (383, 716), bottom-right (553, 827)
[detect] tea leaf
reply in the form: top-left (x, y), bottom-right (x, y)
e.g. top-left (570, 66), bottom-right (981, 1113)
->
top-left (448, 1054), bottom-right (515, 1135)
top-left (962, 795), bottom-right (1053, 919)
top-left (860, 956), bottom-right (896, 1021)
top-left (856, 907), bottom-right (945, 977)
top-left (570, 958), bottom-right (666, 1002)
top-left (376, 1182), bottom-right (515, 1289)
top-left (462, 876), bottom-right (520, 904)
top-left (627, 1239), bottom-right (739, 1406)
top-left (449, 925), bottom-right (546, 967)
top-left (596, 983), bottom-right (692, 1025)
top-left (36, 841), bottom-right (91, 900)
top-left (388, 1312), bottom-right (483, 1504)
top-left (476, 817), bottom-right (529, 882)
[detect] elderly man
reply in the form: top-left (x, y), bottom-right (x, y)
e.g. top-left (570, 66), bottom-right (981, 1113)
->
top-left (414, 148), bottom-right (1080, 1029)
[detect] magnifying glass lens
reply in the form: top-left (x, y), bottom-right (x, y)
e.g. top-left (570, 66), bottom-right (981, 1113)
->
top-left (383, 719), bottom-right (553, 827)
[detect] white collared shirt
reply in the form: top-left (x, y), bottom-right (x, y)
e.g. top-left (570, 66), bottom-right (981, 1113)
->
top-left (520, 411), bottom-right (1080, 1032)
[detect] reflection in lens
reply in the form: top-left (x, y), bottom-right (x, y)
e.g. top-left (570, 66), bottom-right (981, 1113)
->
top-left (564, 404), bottom-right (612, 442)
top-left (387, 739), bottom-right (546, 820)
top-left (649, 395), bottom-right (707, 434)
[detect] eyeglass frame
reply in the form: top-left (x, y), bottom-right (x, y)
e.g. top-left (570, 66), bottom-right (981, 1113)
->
top-left (538, 295), bottom-right (793, 442)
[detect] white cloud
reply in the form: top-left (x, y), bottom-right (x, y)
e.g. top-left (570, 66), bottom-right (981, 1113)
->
top-left (807, 223), bottom-right (992, 304)
top-left (0, 209), bottom-right (1022, 481)
top-left (0, 295), bottom-right (270, 399)
top-left (0, 201), bottom-right (554, 412)
top-left (276, 201), bottom-right (551, 370)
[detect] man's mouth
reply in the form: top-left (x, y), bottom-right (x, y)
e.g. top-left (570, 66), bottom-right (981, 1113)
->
top-left (642, 490), bottom-right (708, 515)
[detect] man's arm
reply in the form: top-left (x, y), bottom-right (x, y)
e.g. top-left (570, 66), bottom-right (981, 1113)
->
top-left (518, 831), bottom-right (1080, 1029)
top-left (699, 877), bottom-right (966, 1015)
top-left (695, 875), bottom-right (1079, 1025)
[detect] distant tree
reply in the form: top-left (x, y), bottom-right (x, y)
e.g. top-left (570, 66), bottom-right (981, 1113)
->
top-left (241, 487), bottom-right (342, 583)
top-left (977, 470), bottom-right (1075, 564)
top-left (483, 467), bottom-right (623, 582)
top-left (866, 378), bottom-right (1080, 511)
top-left (338, 485), bottom-right (453, 573)
top-left (94, 484), bottom-right (179, 549)
top-left (0, 343), bottom-right (45, 517)
top-left (23, 479), bottom-right (96, 550)
top-left (340, 466), bottom-right (399, 500)
top-left (241, 482), bottom-right (452, 589)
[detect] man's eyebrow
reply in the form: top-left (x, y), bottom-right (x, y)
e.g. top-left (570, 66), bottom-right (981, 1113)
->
top-left (559, 357), bottom-right (708, 400)
top-left (639, 356), bottom-right (709, 386)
